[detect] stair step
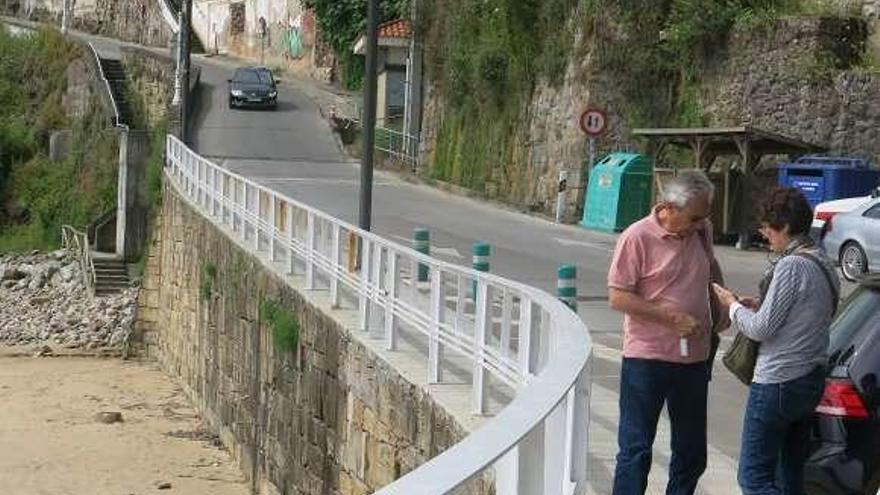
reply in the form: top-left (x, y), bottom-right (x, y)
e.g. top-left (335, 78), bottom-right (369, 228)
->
top-left (95, 273), bottom-right (128, 279)
top-left (95, 280), bottom-right (131, 289)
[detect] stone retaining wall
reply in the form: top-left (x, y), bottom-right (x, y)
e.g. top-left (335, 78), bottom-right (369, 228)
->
top-left (136, 183), bottom-right (490, 495)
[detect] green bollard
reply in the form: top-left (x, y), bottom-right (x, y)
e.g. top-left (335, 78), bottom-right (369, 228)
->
top-left (471, 241), bottom-right (491, 299)
top-left (557, 264), bottom-right (577, 311)
top-left (414, 228), bottom-right (430, 282)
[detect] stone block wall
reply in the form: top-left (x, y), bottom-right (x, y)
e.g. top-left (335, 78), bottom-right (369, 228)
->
top-left (419, 12), bottom-right (880, 221)
top-left (703, 18), bottom-right (880, 162)
top-left (136, 184), bottom-right (491, 495)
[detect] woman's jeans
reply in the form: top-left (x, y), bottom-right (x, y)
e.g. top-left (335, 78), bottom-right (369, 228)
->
top-left (738, 366), bottom-right (825, 495)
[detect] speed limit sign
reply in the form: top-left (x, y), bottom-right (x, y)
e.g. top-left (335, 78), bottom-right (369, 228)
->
top-left (579, 108), bottom-right (607, 137)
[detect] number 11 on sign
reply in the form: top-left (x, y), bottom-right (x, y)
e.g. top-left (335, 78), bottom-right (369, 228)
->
top-left (579, 108), bottom-right (607, 178)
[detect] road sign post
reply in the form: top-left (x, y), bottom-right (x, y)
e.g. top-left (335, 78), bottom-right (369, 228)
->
top-left (579, 108), bottom-right (607, 178)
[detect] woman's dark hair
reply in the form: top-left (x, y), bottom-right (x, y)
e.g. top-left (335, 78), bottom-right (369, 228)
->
top-left (756, 187), bottom-right (813, 236)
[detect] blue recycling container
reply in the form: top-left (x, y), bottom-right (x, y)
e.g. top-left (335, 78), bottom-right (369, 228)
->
top-left (776, 156), bottom-right (880, 207)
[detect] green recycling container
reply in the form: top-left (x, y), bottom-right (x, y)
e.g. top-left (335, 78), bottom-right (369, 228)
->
top-left (581, 153), bottom-right (653, 233)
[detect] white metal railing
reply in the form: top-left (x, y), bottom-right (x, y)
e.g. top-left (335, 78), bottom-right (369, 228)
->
top-left (375, 126), bottom-right (420, 168)
top-left (61, 224), bottom-right (95, 297)
top-left (87, 42), bottom-right (128, 130)
top-left (164, 134), bottom-right (593, 495)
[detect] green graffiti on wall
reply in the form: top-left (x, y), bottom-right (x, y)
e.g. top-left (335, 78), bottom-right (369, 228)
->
top-left (283, 27), bottom-right (304, 59)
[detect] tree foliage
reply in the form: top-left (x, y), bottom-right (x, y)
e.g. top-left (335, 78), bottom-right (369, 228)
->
top-left (302, 0), bottom-right (410, 88)
top-left (0, 26), bottom-right (119, 250)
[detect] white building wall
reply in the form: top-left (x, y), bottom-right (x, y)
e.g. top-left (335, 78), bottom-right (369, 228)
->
top-left (191, 0), bottom-right (304, 56)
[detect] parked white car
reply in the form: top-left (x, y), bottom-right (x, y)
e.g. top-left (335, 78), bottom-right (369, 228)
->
top-left (822, 194), bottom-right (880, 281)
top-left (811, 193), bottom-right (876, 236)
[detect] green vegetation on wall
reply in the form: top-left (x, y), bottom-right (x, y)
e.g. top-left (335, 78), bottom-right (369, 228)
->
top-left (302, 0), bottom-right (410, 89)
top-left (424, 0), bottom-right (580, 192)
top-left (146, 119), bottom-right (168, 209)
top-left (423, 0), bottom-right (865, 194)
top-left (200, 261), bottom-right (218, 301)
top-left (0, 27), bottom-right (121, 251)
top-left (260, 299), bottom-right (300, 353)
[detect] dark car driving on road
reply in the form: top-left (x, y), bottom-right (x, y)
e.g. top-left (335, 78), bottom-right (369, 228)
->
top-left (805, 274), bottom-right (880, 494)
top-left (228, 67), bottom-right (278, 109)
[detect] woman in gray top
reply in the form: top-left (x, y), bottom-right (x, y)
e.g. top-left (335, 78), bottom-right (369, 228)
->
top-left (714, 187), bottom-right (839, 495)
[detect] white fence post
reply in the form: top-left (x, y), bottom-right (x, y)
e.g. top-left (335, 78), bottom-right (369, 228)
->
top-left (287, 205), bottom-right (296, 275)
top-left (501, 289), bottom-right (513, 358)
top-left (428, 269), bottom-right (443, 383)
top-left (306, 212), bottom-right (315, 289)
top-left (359, 238), bottom-right (372, 332)
top-left (455, 274), bottom-right (467, 334)
top-left (384, 249), bottom-right (399, 350)
top-left (330, 224), bottom-right (341, 307)
top-left (269, 194), bottom-right (277, 262)
top-left (372, 243), bottom-right (383, 335)
top-left (543, 400), bottom-right (568, 494)
top-left (473, 280), bottom-right (491, 415)
top-left (567, 358), bottom-right (591, 488)
top-left (221, 174), bottom-right (228, 225)
top-left (252, 187), bottom-right (261, 251)
top-left (495, 424), bottom-right (544, 495)
top-left (519, 297), bottom-right (534, 375)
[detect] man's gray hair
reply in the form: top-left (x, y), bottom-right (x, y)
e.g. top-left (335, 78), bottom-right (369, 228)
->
top-left (661, 170), bottom-right (715, 208)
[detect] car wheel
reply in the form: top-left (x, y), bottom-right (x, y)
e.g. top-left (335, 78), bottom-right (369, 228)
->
top-left (840, 241), bottom-right (868, 282)
top-left (228, 98), bottom-right (234, 109)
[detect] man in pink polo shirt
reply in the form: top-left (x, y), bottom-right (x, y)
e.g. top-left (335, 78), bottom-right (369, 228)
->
top-left (609, 170), bottom-right (724, 495)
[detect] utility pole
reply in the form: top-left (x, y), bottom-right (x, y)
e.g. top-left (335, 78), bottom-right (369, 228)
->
top-left (60, 0), bottom-right (69, 35)
top-left (179, 0), bottom-right (193, 145)
top-left (358, 0), bottom-right (379, 231)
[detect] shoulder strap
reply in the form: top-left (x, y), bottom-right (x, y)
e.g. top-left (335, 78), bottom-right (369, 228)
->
top-left (794, 252), bottom-right (840, 311)
top-left (696, 227), bottom-right (723, 284)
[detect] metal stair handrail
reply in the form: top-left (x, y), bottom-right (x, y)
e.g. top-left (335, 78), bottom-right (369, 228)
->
top-left (86, 42), bottom-right (127, 129)
top-left (61, 225), bottom-right (96, 297)
top-left (157, 0), bottom-right (181, 34)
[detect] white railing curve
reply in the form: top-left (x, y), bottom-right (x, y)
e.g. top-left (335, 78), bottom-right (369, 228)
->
top-left (164, 134), bottom-right (593, 495)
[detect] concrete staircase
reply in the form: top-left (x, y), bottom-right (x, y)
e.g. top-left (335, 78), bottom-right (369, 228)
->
top-left (92, 257), bottom-right (130, 296)
top-left (97, 58), bottom-right (134, 127)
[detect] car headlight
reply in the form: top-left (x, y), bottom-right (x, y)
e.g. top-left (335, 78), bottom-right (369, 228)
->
top-left (231, 89), bottom-right (243, 97)
top-left (268, 91), bottom-right (277, 98)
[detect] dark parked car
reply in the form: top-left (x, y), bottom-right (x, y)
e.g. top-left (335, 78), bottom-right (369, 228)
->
top-left (805, 274), bottom-right (880, 494)
top-left (228, 67), bottom-right (278, 109)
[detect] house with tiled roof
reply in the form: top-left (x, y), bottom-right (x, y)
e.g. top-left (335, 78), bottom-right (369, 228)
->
top-left (354, 19), bottom-right (414, 127)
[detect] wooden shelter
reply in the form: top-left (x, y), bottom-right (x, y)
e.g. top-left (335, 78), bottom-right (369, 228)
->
top-left (632, 126), bottom-right (827, 243)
